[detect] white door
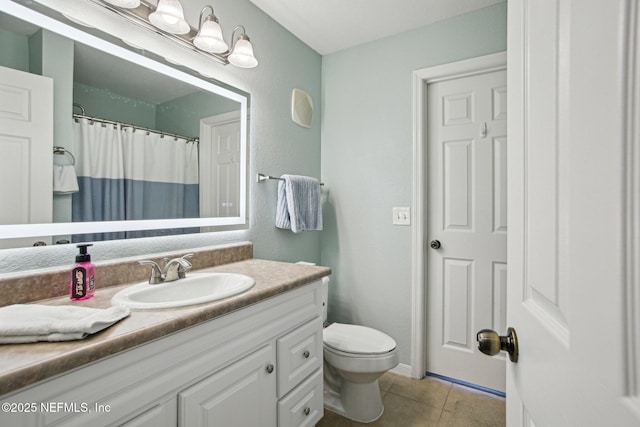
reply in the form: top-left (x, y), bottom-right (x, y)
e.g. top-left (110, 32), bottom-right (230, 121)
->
top-left (199, 111), bottom-right (241, 221)
top-left (426, 69), bottom-right (508, 392)
top-left (502, 0), bottom-right (640, 425)
top-left (0, 65), bottom-right (53, 248)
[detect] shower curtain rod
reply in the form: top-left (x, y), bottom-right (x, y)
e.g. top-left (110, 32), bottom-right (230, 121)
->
top-left (72, 113), bottom-right (199, 144)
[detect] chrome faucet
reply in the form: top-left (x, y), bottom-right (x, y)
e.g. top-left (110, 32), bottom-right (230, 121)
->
top-left (139, 253), bottom-right (193, 284)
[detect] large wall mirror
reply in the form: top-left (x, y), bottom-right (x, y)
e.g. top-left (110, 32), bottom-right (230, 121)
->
top-left (0, 1), bottom-right (249, 249)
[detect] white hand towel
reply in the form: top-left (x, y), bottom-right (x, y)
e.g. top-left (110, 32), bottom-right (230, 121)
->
top-left (0, 304), bottom-right (130, 344)
top-left (275, 174), bottom-right (322, 233)
top-left (53, 164), bottom-right (79, 194)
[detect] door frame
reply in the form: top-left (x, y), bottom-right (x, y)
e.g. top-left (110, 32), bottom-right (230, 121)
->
top-left (410, 52), bottom-right (507, 379)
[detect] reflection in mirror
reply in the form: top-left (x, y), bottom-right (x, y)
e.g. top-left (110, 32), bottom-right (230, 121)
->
top-left (0, 2), bottom-right (249, 249)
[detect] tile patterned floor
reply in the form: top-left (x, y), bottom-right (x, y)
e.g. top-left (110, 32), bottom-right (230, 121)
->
top-left (315, 372), bottom-right (506, 427)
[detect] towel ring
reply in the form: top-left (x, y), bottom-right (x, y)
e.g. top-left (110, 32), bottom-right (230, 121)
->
top-left (53, 146), bottom-right (76, 166)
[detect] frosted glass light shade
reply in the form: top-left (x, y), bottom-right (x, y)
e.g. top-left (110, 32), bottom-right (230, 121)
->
top-left (194, 19), bottom-right (228, 53)
top-left (149, 0), bottom-right (190, 34)
top-left (104, 0), bottom-right (140, 8)
top-left (228, 37), bottom-right (258, 68)
top-left (62, 13), bottom-right (93, 27)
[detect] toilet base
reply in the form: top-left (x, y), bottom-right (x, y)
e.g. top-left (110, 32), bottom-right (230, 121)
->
top-left (323, 379), bottom-right (384, 423)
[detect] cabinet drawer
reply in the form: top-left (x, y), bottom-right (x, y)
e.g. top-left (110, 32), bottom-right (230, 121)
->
top-left (277, 316), bottom-right (323, 397)
top-left (277, 369), bottom-right (323, 427)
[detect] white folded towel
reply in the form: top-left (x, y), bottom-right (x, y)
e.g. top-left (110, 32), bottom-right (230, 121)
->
top-left (275, 174), bottom-right (323, 233)
top-left (53, 164), bottom-right (79, 194)
top-left (0, 304), bottom-right (130, 344)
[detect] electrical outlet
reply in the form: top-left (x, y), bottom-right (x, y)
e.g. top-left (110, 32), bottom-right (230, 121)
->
top-left (392, 207), bottom-right (411, 226)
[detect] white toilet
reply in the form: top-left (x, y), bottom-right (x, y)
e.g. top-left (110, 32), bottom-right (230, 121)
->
top-left (321, 276), bottom-right (399, 423)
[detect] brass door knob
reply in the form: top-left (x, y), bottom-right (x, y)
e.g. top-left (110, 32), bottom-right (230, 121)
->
top-left (476, 327), bottom-right (519, 363)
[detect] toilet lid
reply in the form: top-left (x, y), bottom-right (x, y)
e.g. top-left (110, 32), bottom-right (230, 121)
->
top-left (323, 323), bottom-right (397, 355)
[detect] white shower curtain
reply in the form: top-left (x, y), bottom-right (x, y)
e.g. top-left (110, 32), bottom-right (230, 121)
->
top-left (72, 118), bottom-right (199, 241)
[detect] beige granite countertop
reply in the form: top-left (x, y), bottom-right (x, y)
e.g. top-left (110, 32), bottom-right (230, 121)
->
top-left (0, 259), bottom-right (330, 396)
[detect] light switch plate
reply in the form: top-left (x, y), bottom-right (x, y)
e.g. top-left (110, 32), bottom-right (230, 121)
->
top-left (392, 207), bottom-right (411, 225)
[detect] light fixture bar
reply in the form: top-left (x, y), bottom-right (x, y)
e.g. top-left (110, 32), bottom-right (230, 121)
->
top-left (89, 0), bottom-right (229, 65)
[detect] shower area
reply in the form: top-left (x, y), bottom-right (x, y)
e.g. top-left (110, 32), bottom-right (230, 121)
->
top-left (57, 42), bottom-right (243, 243)
top-left (68, 103), bottom-right (200, 242)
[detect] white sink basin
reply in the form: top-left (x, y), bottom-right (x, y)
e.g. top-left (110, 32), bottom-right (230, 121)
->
top-left (111, 272), bottom-right (255, 310)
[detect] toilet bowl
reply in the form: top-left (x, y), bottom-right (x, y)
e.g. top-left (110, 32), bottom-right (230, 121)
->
top-left (323, 323), bottom-right (399, 422)
top-left (319, 276), bottom-right (399, 423)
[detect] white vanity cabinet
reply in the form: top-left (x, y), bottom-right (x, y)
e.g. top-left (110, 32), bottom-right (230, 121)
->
top-left (179, 344), bottom-right (277, 426)
top-left (0, 280), bottom-right (325, 427)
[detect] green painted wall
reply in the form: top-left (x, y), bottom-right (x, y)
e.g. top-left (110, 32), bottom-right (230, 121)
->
top-left (156, 90), bottom-right (240, 138)
top-left (320, 2), bottom-right (508, 366)
top-left (0, 27), bottom-right (28, 71)
top-left (28, 29), bottom-right (75, 232)
top-left (73, 82), bottom-right (157, 129)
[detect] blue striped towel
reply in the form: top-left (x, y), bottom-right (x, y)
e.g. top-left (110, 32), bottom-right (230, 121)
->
top-left (275, 174), bottom-right (323, 233)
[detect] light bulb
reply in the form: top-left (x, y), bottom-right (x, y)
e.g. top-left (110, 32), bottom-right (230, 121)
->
top-left (148, 0), bottom-right (190, 34)
top-left (194, 18), bottom-right (228, 53)
top-left (228, 36), bottom-right (258, 68)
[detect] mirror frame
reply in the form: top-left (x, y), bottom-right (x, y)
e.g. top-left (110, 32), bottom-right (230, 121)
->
top-left (0, 0), bottom-right (249, 241)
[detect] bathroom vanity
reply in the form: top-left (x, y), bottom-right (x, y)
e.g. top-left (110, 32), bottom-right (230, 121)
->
top-left (0, 244), bottom-right (329, 427)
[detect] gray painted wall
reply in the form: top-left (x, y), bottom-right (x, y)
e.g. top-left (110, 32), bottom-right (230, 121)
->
top-left (320, 3), bottom-right (507, 366)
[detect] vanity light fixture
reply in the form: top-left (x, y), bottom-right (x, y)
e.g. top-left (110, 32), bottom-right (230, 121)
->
top-left (228, 26), bottom-right (258, 68)
top-left (91, 0), bottom-right (258, 68)
top-left (148, 0), bottom-right (190, 34)
top-left (193, 6), bottom-right (228, 54)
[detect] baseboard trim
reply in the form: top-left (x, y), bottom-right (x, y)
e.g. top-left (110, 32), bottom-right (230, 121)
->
top-left (389, 363), bottom-right (415, 378)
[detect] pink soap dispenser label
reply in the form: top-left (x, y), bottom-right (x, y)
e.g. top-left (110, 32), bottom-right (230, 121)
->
top-left (70, 243), bottom-right (96, 301)
top-left (71, 267), bottom-right (87, 300)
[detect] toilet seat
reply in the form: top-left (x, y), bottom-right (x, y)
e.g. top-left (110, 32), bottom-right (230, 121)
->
top-left (323, 323), bottom-right (396, 355)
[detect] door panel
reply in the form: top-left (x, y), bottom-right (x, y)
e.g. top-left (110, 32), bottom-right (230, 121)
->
top-left (0, 66), bottom-right (53, 248)
top-left (506, 0), bottom-right (640, 425)
top-left (443, 139), bottom-right (473, 230)
top-left (427, 69), bottom-right (507, 391)
top-left (199, 111), bottom-right (241, 223)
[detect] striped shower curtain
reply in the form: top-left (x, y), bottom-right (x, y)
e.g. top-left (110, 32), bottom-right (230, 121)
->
top-left (71, 118), bottom-right (199, 242)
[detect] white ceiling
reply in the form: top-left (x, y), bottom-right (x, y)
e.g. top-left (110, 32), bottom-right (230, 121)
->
top-left (247, 0), bottom-right (504, 55)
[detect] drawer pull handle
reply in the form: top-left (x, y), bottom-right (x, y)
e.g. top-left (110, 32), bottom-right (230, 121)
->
top-left (303, 350), bottom-right (310, 359)
top-left (303, 407), bottom-right (311, 416)
top-left (266, 364), bottom-right (274, 374)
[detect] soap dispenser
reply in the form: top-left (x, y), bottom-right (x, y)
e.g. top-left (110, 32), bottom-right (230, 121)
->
top-left (70, 244), bottom-right (96, 301)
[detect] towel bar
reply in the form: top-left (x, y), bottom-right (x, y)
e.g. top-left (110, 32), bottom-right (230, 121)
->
top-left (257, 173), bottom-right (324, 186)
top-left (53, 146), bottom-right (76, 165)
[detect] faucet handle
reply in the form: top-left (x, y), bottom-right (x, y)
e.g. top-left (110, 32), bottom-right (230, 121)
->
top-left (178, 253), bottom-right (193, 277)
top-left (139, 260), bottom-right (163, 284)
